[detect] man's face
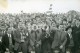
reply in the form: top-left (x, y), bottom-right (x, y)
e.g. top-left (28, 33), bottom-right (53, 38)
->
top-left (67, 28), bottom-right (72, 33)
top-left (10, 23), bottom-right (13, 27)
top-left (59, 25), bottom-right (64, 30)
top-left (52, 23), bottom-right (57, 29)
top-left (44, 26), bottom-right (47, 30)
top-left (38, 25), bottom-right (41, 29)
top-left (7, 30), bottom-right (11, 34)
top-left (33, 26), bottom-right (37, 31)
top-left (63, 21), bottom-right (67, 25)
top-left (76, 20), bottom-right (80, 27)
top-left (26, 26), bottom-right (28, 30)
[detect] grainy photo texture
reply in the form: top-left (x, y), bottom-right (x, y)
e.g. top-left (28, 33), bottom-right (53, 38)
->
top-left (0, 0), bottom-right (80, 53)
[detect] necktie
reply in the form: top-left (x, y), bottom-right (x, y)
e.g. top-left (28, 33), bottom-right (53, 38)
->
top-left (9, 34), bottom-right (12, 45)
top-left (26, 33), bottom-right (28, 36)
top-left (58, 31), bottom-right (62, 46)
top-left (35, 31), bottom-right (37, 41)
top-left (21, 32), bottom-right (23, 40)
top-left (0, 37), bottom-right (2, 42)
top-left (68, 33), bottom-right (72, 39)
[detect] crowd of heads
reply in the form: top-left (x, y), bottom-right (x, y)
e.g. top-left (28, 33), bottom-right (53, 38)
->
top-left (0, 10), bottom-right (80, 32)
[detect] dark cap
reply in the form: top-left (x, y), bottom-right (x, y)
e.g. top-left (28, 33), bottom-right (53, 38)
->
top-left (66, 26), bottom-right (72, 31)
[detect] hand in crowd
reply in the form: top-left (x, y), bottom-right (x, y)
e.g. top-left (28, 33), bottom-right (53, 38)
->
top-left (21, 40), bottom-right (25, 42)
top-left (59, 45), bottom-right (63, 49)
top-left (36, 44), bottom-right (39, 47)
top-left (6, 48), bottom-right (9, 52)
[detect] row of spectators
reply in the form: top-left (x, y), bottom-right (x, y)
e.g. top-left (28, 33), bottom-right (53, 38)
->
top-left (0, 10), bottom-right (80, 31)
top-left (0, 10), bottom-right (80, 53)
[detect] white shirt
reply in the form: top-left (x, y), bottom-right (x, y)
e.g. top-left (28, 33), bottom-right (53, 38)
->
top-left (68, 33), bottom-right (72, 39)
top-left (7, 34), bottom-right (11, 38)
top-left (0, 37), bottom-right (2, 41)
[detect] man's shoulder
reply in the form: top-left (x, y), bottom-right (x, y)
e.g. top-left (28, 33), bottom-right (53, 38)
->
top-left (13, 29), bottom-right (20, 34)
top-left (62, 31), bottom-right (67, 36)
top-left (57, 30), bottom-right (67, 34)
top-left (14, 29), bottom-right (19, 32)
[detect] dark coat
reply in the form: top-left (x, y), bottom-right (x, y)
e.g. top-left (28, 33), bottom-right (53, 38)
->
top-left (29, 30), bottom-right (42, 52)
top-left (2, 33), bottom-right (13, 52)
top-left (0, 31), bottom-right (3, 51)
top-left (41, 29), bottom-right (54, 53)
top-left (66, 33), bottom-right (74, 48)
top-left (13, 30), bottom-right (21, 50)
top-left (72, 26), bottom-right (80, 53)
top-left (13, 29), bottom-right (29, 53)
top-left (65, 33), bottom-right (70, 48)
top-left (51, 30), bottom-right (67, 53)
top-left (72, 26), bottom-right (80, 46)
top-left (13, 29), bottom-right (29, 51)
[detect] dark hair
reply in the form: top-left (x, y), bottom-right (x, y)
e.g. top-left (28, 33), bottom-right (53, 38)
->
top-left (66, 26), bottom-right (72, 31)
top-left (63, 19), bottom-right (67, 21)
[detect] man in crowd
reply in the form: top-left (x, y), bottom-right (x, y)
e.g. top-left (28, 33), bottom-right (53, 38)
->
top-left (24, 25), bottom-right (30, 53)
top-left (51, 25), bottom-right (67, 53)
top-left (0, 29), bottom-right (3, 53)
top-left (29, 24), bottom-right (42, 53)
top-left (0, 27), bottom-right (7, 53)
top-left (1, 28), bottom-right (13, 53)
top-left (72, 20), bottom-right (80, 53)
top-left (65, 26), bottom-right (74, 53)
top-left (41, 25), bottom-right (52, 53)
top-left (13, 23), bottom-right (28, 53)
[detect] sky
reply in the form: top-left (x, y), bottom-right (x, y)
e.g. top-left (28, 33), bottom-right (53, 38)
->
top-left (0, 0), bottom-right (80, 14)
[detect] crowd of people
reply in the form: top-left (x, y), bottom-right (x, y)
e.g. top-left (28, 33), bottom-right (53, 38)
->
top-left (0, 10), bottom-right (80, 53)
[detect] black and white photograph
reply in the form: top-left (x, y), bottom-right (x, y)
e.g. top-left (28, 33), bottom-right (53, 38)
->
top-left (0, 0), bottom-right (80, 53)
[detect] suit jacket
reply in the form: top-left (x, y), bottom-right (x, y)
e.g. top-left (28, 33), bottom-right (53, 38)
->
top-left (2, 33), bottom-right (13, 51)
top-left (0, 31), bottom-right (3, 51)
top-left (41, 29), bottom-right (52, 53)
top-left (13, 29), bottom-right (29, 50)
top-left (13, 29), bottom-right (21, 50)
top-left (72, 26), bottom-right (80, 46)
top-left (65, 33), bottom-right (70, 48)
top-left (51, 30), bottom-right (67, 52)
top-left (29, 30), bottom-right (42, 51)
